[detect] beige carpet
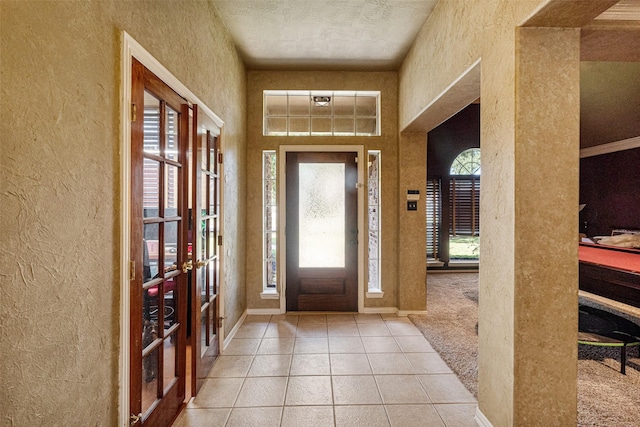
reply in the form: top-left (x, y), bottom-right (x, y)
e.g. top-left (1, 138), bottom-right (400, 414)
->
top-left (409, 272), bottom-right (640, 427)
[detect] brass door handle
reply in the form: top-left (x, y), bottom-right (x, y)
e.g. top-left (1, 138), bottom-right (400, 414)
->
top-left (130, 413), bottom-right (142, 426)
top-left (182, 260), bottom-right (193, 273)
top-left (196, 259), bottom-right (210, 269)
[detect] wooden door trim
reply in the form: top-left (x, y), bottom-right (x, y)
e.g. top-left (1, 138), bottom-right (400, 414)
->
top-left (119, 32), bottom-right (225, 426)
top-left (278, 145), bottom-right (365, 314)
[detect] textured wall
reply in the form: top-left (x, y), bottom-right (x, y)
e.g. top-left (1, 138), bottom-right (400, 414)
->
top-left (0, 1), bottom-right (246, 424)
top-left (399, 1), bottom-right (582, 425)
top-left (397, 133), bottom-right (427, 311)
top-left (513, 27), bottom-right (580, 425)
top-left (245, 71), bottom-right (399, 311)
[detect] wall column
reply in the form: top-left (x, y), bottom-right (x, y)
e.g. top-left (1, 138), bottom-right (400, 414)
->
top-left (397, 132), bottom-right (427, 312)
top-left (478, 27), bottom-right (581, 426)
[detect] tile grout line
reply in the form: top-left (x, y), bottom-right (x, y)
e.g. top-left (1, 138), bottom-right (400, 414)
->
top-left (193, 313), bottom-right (476, 426)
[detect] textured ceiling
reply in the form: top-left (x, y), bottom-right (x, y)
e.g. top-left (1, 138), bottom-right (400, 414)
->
top-left (580, 62), bottom-right (640, 148)
top-left (213, 0), bottom-right (640, 148)
top-left (596, 0), bottom-right (640, 20)
top-left (211, 0), bottom-right (438, 70)
top-left (582, 0), bottom-right (640, 62)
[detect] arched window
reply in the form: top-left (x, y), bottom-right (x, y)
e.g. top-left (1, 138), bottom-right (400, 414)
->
top-left (450, 148), bottom-right (481, 176)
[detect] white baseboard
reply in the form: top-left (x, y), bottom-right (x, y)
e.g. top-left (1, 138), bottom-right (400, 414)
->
top-left (428, 269), bottom-right (479, 274)
top-left (360, 307), bottom-right (428, 316)
top-left (475, 407), bottom-right (493, 427)
top-left (222, 310), bottom-right (247, 351)
top-left (362, 306), bottom-right (397, 314)
top-left (246, 308), bottom-right (282, 315)
top-left (242, 306), bottom-right (427, 316)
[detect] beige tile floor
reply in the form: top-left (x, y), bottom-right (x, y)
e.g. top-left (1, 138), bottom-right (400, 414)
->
top-left (173, 313), bottom-right (477, 427)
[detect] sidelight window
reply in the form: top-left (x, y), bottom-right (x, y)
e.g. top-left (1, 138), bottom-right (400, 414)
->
top-left (263, 151), bottom-right (278, 293)
top-left (367, 151), bottom-right (381, 293)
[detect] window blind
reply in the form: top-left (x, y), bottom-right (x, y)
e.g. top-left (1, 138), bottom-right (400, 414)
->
top-left (449, 177), bottom-right (480, 236)
top-left (426, 178), bottom-right (441, 260)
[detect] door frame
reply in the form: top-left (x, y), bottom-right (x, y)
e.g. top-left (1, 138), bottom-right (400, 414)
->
top-left (278, 145), bottom-right (365, 314)
top-left (119, 31), bottom-right (225, 427)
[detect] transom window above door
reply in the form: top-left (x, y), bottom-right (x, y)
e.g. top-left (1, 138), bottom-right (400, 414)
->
top-left (263, 90), bottom-right (380, 136)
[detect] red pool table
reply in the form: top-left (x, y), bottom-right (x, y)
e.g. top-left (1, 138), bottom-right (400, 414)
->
top-left (579, 243), bottom-right (640, 307)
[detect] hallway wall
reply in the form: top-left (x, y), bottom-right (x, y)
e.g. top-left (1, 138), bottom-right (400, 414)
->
top-left (245, 71), bottom-right (402, 311)
top-left (0, 1), bottom-right (246, 424)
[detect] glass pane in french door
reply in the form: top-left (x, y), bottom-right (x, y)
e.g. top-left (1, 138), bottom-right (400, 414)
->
top-left (165, 221), bottom-right (178, 273)
top-left (163, 331), bottom-right (178, 385)
top-left (207, 218), bottom-right (216, 259)
top-left (198, 263), bottom-right (207, 306)
top-left (141, 347), bottom-right (159, 413)
top-left (199, 176), bottom-right (208, 262)
top-left (143, 159), bottom-right (160, 218)
top-left (200, 309), bottom-right (208, 354)
top-left (165, 164), bottom-right (179, 214)
top-left (212, 260), bottom-right (218, 304)
top-left (165, 106), bottom-right (178, 162)
top-left (144, 92), bottom-right (161, 155)
top-left (143, 223), bottom-right (159, 282)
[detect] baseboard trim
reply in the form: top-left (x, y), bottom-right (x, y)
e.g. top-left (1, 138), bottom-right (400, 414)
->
top-left (241, 306), bottom-right (428, 316)
top-left (397, 310), bottom-right (428, 316)
top-left (246, 308), bottom-right (282, 315)
top-left (428, 268), bottom-right (479, 274)
top-left (362, 306), bottom-right (397, 314)
top-left (222, 310), bottom-right (247, 351)
top-left (360, 307), bottom-right (428, 316)
top-left (475, 407), bottom-right (493, 427)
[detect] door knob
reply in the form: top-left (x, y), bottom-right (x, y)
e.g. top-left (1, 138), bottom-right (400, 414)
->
top-left (196, 259), bottom-right (210, 269)
top-left (129, 413), bottom-right (142, 426)
top-left (182, 260), bottom-right (193, 273)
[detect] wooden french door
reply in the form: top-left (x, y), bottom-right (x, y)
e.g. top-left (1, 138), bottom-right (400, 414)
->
top-left (286, 152), bottom-right (358, 312)
top-left (191, 105), bottom-right (222, 395)
top-left (129, 58), bottom-right (188, 426)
